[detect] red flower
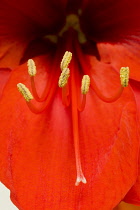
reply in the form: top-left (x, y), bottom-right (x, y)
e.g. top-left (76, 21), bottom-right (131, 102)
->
top-left (0, 0), bottom-right (140, 209)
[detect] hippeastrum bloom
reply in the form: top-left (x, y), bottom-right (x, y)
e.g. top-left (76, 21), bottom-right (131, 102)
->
top-left (1, 0), bottom-right (140, 209)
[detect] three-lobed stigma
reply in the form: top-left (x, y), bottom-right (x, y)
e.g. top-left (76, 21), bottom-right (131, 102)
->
top-left (59, 14), bottom-right (87, 44)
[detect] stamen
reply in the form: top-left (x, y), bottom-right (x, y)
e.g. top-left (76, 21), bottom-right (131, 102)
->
top-left (27, 59), bottom-right (44, 102)
top-left (27, 59), bottom-right (59, 103)
top-left (58, 68), bottom-right (70, 106)
top-left (120, 67), bottom-right (129, 87)
top-left (60, 51), bottom-right (72, 71)
top-left (58, 68), bottom-right (70, 87)
top-left (27, 59), bottom-right (37, 77)
top-left (17, 83), bottom-right (33, 102)
top-left (81, 75), bottom-right (90, 94)
top-left (78, 75), bottom-right (90, 111)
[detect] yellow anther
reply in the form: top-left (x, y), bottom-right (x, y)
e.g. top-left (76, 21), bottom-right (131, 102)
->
top-left (60, 51), bottom-right (72, 71)
top-left (120, 67), bottom-right (129, 87)
top-left (17, 83), bottom-right (33, 102)
top-left (27, 59), bottom-right (37, 77)
top-left (81, 75), bottom-right (90, 94)
top-left (58, 68), bottom-right (70, 87)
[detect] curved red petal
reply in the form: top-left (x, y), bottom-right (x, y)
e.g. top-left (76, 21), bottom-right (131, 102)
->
top-left (96, 42), bottom-right (140, 81)
top-left (0, 52), bottom-right (139, 209)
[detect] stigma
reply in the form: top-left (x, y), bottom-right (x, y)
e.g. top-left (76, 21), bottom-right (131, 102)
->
top-left (17, 52), bottom-right (129, 186)
top-left (44, 14), bottom-right (87, 44)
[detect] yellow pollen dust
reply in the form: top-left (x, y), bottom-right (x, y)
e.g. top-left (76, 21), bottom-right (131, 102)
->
top-left (60, 51), bottom-right (72, 71)
top-left (81, 75), bottom-right (90, 94)
top-left (120, 67), bottom-right (129, 87)
top-left (17, 83), bottom-right (33, 102)
top-left (58, 68), bottom-right (70, 87)
top-left (27, 59), bottom-right (37, 77)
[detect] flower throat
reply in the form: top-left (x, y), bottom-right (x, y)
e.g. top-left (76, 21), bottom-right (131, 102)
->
top-left (17, 14), bottom-right (129, 186)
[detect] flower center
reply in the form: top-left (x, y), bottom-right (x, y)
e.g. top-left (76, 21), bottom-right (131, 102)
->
top-left (17, 52), bottom-right (129, 186)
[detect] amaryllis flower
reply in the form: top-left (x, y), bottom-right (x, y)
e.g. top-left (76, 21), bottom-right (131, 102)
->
top-left (0, 0), bottom-right (140, 209)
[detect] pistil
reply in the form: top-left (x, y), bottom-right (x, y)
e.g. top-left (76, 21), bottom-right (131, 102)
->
top-left (71, 65), bottom-right (87, 186)
top-left (59, 14), bottom-right (87, 44)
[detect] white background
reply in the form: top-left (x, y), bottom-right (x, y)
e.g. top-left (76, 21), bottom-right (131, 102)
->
top-left (0, 182), bottom-right (18, 210)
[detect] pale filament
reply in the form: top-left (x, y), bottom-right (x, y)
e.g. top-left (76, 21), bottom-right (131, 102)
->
top-left (71, 65), bottom-right (87, 186)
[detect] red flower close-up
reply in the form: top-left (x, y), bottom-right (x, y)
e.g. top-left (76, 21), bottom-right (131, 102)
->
top-left (1, 0), bottom-right (140, 209)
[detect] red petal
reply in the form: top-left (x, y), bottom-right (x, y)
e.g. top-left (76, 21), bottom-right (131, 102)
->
top-left (0, 0), bottom-right (67, 68)
top-left (0, 68), bottom-right (11, 98)
top-left (81, 0), bottom-right (140, 81)
top-left (82, 0), bottom-right (140, 42)
top-left (96, 42), bottom-right (140, 81)
top-left (3, 0), bottom-right (67, 30)
top-left (123, 163), bottom-right (140, 206)
top-left (0, 52), bottom-right (139, 209)
top-left (122, 80), bottom-right (140, 205)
